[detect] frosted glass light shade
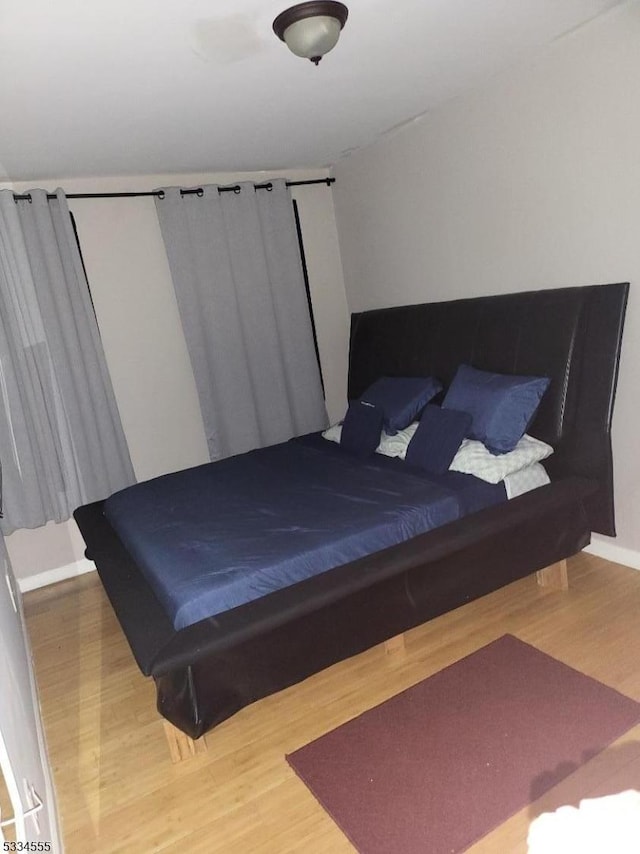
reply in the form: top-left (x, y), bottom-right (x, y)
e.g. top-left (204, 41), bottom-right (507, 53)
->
top-left (283, 16), bottom-right (342, 59)
top-left (273, 3), bottom-right (348, 64)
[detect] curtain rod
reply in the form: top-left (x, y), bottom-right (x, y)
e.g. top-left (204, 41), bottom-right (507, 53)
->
top-left (12, 177), bottom-right (335, 202)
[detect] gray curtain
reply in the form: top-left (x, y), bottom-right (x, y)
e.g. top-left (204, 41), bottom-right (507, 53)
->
top-left (0, 189), bottom-right (135, 534)
top-left (155, 180), bottom-right (328, 460)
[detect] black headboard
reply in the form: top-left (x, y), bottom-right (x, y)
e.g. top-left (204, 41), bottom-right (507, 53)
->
top-left (348, 283), bottom-right (629, 536)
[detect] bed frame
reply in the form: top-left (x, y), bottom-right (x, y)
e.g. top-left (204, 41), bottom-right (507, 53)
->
top-left (74, 282), bottom-right (628, 759)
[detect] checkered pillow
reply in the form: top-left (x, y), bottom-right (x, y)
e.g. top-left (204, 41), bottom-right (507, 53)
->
top-left (322, 421), bottom-right (419, 459)
top-left (503, 462), bottom-right (550, 498)
top-left (449, 434), bottom-right (553, 484)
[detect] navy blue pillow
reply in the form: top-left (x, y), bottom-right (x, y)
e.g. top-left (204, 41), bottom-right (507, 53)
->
top-left (405, 405), bottom-right (472, 474)
top-left (340, 401), bottom-right (384, 458)
top-left (442, 364), bottom-right (550, 454)
top-left (359, 376), bottom-right (442, 434)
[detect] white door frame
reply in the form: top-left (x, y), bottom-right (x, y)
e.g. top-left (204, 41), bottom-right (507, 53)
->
top-left (0, 539), bottom-right (62, 850)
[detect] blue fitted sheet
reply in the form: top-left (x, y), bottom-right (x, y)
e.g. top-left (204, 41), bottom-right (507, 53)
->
top-left (104, 435), bottom-right (505, 630)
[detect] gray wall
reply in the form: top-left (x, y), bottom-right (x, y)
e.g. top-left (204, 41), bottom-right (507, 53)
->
top-left (333, 2), bottom-right (640, 560)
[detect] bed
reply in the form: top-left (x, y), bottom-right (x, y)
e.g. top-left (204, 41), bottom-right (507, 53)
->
top-left (74, 282), bottom-right (628, 757)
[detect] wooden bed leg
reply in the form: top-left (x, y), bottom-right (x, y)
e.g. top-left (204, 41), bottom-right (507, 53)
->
top-left (384, 633), bottom-right (407, 657)
top-left (536, 559), bottom-right (569, 591)
top-left (162, 720), bottom-right (208, 764)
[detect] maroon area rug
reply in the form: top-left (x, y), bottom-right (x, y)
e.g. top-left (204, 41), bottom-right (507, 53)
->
top-left (287, 634), bottom-right (640, 854)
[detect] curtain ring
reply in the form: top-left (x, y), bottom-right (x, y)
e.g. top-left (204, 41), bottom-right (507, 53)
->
top-left (265, 182), bottom-right (273, 192)
top-left (196, 188), bottom-right (204, 197)
top-left (26, 193), bottom-right (32, 204)
top-left (157, 190), bottom-right (165, 200)
top-left (233, 185), bottom-right (241, 194)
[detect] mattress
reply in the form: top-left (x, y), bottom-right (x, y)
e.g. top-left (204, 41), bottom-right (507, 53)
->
top-left (104, 435), bottom-right (506, 630)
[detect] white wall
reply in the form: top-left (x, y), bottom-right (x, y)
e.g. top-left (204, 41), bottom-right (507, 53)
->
top-left (332, 1), bottom-right (640, 557)
top-left (6, 169), bottom-right (349, 584)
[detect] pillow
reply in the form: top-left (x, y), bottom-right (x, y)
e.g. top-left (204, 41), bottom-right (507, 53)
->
top-left (340, 401), bottom-right (384, 458)
top-left (449, 433), bottom-right (553, 484)
top-left (360, 376), bottom-right (442, 434)
top-left (442, 364), bottom-right (550, 454)
top-left (322, 422), bottom-right (343, 444)
top-left (405, 406), bottom-right (472, 475)
top-left (322, 420), bottom-right (420, 459)
top-left (503, 462), bottom-right (550, 499)
top-left (377, 421), bottom-right (419, 459)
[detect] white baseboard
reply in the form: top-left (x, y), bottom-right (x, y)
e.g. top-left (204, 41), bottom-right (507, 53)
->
top-left (584, 539), bottom-right (640, 572)
top-left (17, 558), bottom-right (96, 593)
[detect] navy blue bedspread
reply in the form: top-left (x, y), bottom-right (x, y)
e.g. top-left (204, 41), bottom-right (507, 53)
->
top-left (104, 435), bottom-right (505, 630)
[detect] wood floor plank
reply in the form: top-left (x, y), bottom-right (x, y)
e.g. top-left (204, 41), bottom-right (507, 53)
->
top-left (23, 552), bottom-right (640, 853)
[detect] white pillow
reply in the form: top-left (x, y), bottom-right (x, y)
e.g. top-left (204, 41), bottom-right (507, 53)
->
top-left (503, 462), bottom-right (550, 498)
top-left (377, 421), bottom-right (419, 459)
top-left (322, 422), bottom-right (343, 444)
top-left (450, 434), bottom-right (553, 484)
top-left (322, 421), bottom-right (419, 459)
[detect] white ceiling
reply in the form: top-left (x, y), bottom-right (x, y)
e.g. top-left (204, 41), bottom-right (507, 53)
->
top-left (0, 0), bottom-right (622, 181)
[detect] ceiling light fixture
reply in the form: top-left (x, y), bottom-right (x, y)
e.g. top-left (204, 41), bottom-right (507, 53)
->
top-left (273, 2), bottom-right (349, 66)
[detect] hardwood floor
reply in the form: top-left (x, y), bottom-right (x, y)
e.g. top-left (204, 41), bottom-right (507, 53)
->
top-left (24, 552), bottom-right (640, 853)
